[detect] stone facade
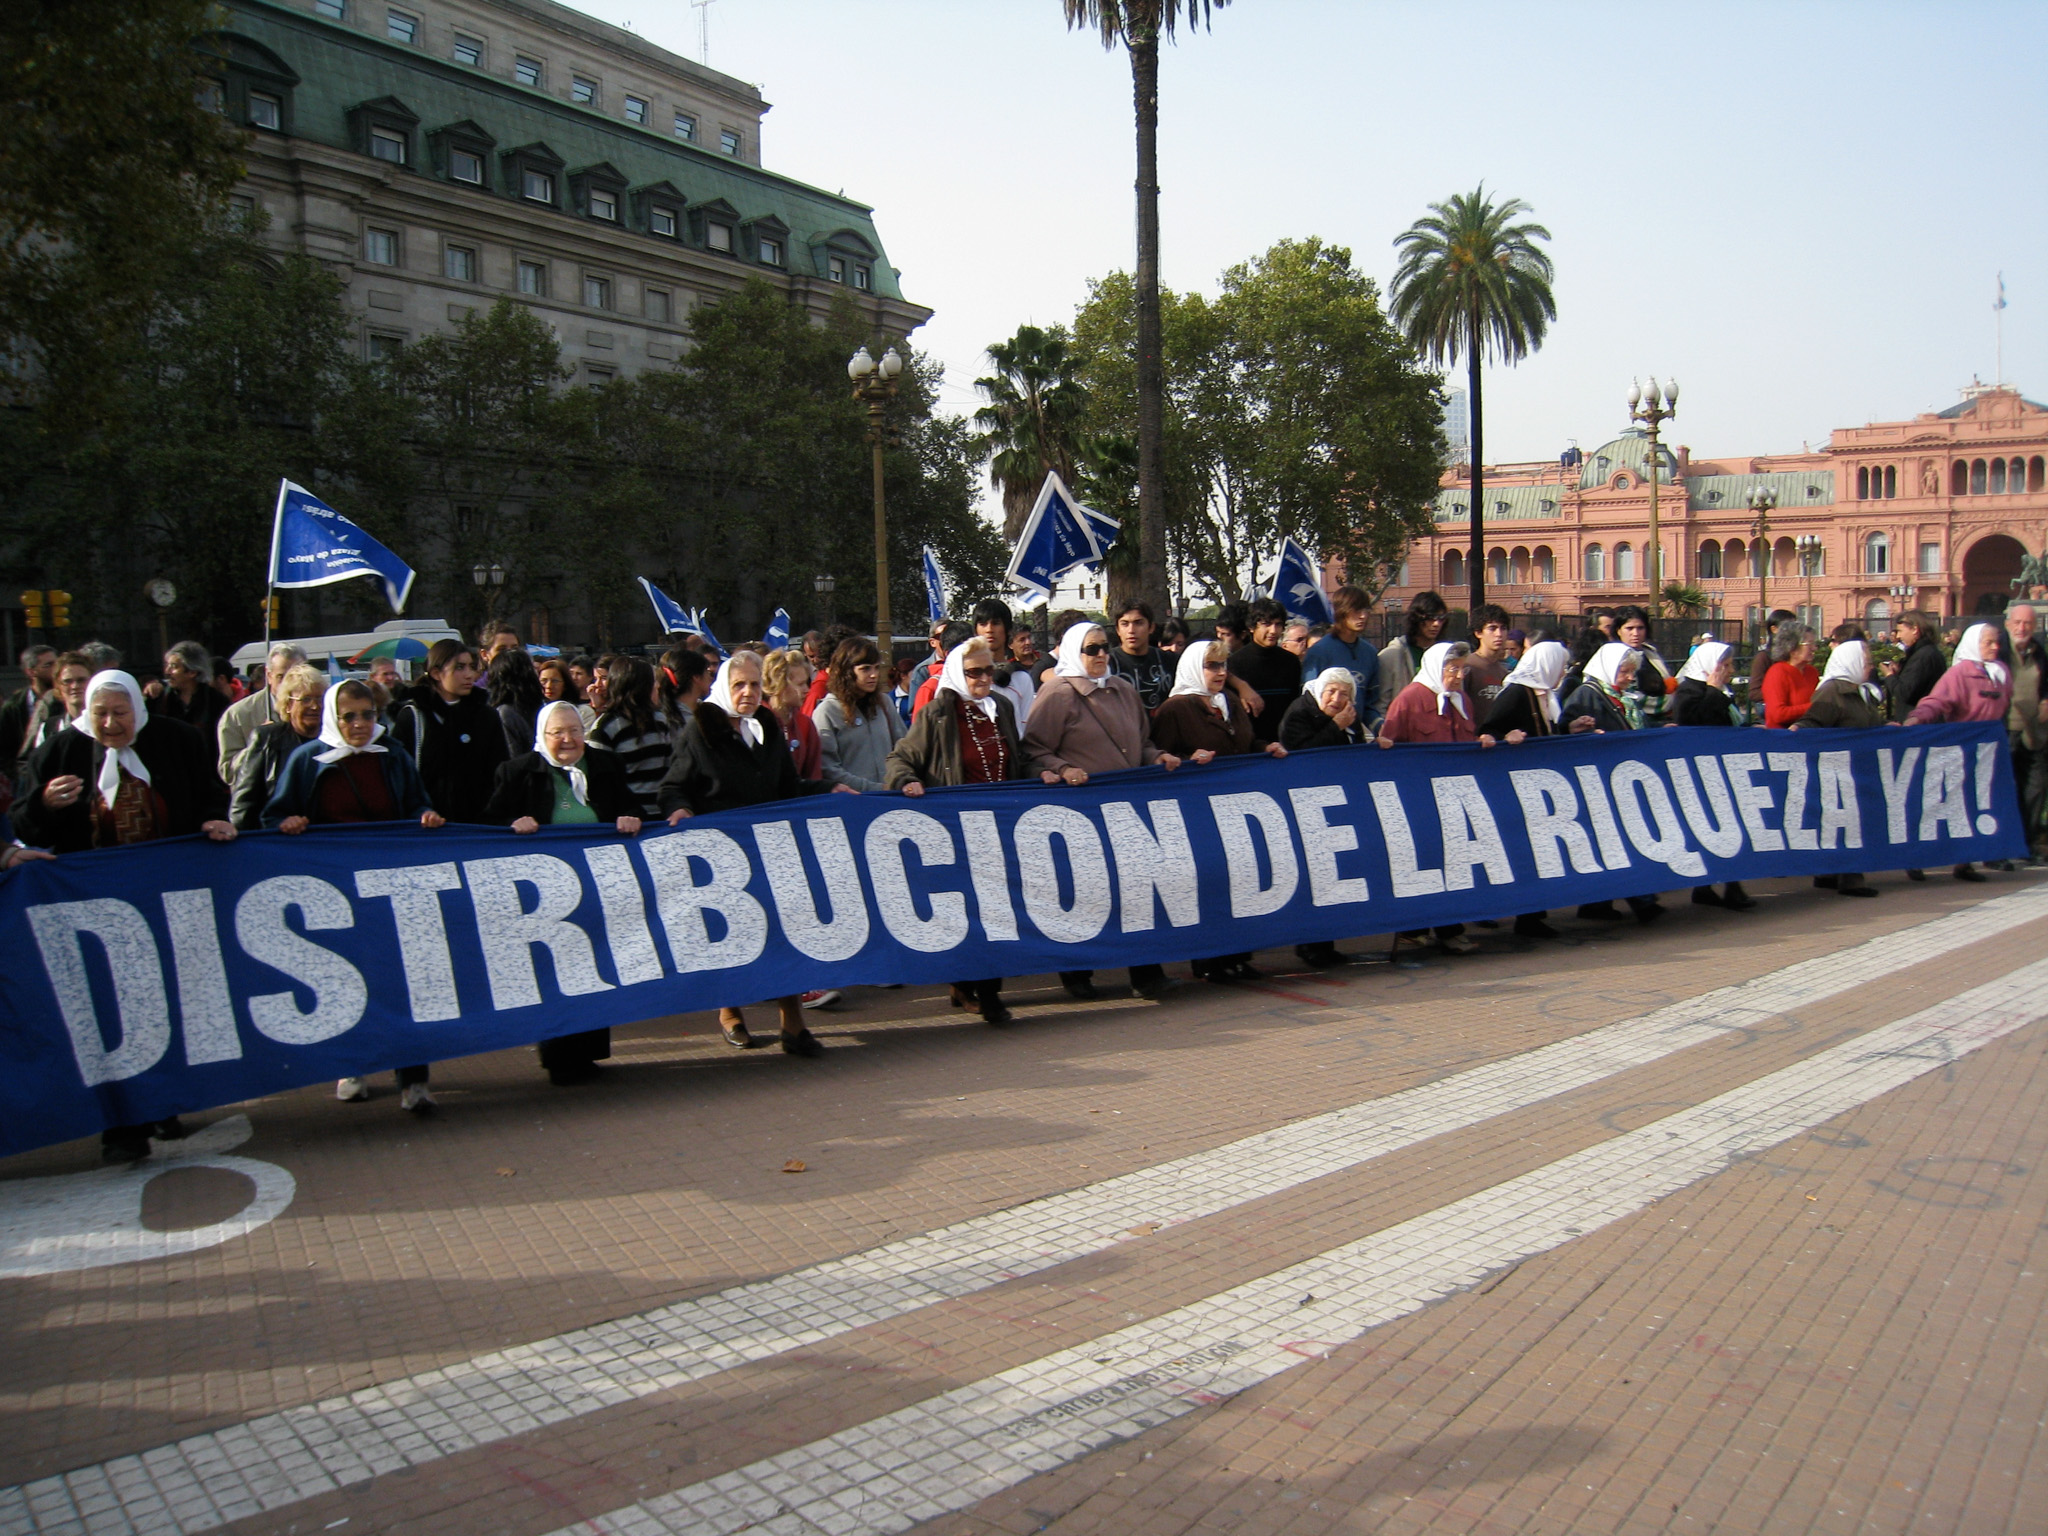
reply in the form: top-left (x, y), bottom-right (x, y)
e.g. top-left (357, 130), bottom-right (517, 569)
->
top-left (1382, 385), bottom-right (2048, 631)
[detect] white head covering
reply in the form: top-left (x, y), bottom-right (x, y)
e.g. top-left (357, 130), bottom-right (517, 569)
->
top-left (1306, 668), bottom-right (1357, 702)
top-left (1169, 642), bottom-right (1229, 718)
top-left (1053, 623), bottom-right (1110, 689)
top-left (1414, 642), bottom-right (1468, 718)
top-left (1584, 642), bottom-right (1641, 692)
top-left (1956, 623), bottom-right (2009, 686)
top-left (706, 656), bottom-right (765, 746)
top-left (314, 683), bottom-right (390, 765)
top-left (1820, 639), bottom-right (1882, 704)
top-left (74, 670), bottom-right (151, 803)
top-left (534, 699), bottom-right (589, 804)
top-left (1501, 639), bottom-right (1570, 724)
top-left (937, 641), bottom-right (999, 721)
top-left (1676, 640), bottom-right (1733, 687)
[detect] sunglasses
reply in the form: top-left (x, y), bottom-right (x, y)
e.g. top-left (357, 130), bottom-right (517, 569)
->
top-left (962, 665), bottom-right (996, 680)
top-left (338, 708), bottom-right (379, 724)
top-left (1078, 642), bottom-right (1109, 657)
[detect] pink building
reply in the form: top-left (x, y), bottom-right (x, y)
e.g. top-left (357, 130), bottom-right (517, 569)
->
top-left (1382, 384), bottom-right (2048, 632)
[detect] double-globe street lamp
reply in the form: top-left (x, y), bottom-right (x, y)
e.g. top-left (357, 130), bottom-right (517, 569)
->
top-left (472, 559), bottom-right (506, 624)
top-left (1748, 485), bottom-right (1778, 637)
top-left (848, 344), bottom-right (904, 661)
top-left (1627, 376), bottom-right (1679, 618)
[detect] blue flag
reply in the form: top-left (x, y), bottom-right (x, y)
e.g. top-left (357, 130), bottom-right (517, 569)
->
top-left (1270, 535), bottom-right (1334, 626)
top-left (762, 608), bottom-right (792, 651)
top-left (1007, 471), bottom-right (1107, 600)
top-left (922, 546), bottom-right (948, 623)
top-left (268, 480), bottom-right (415, 612)
top-left (637, 579), bottom-right (727, 657)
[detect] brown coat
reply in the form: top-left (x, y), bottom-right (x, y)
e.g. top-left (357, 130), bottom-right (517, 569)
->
top-left (1149, 693), bottom-right (1253, 758)
top-left (883, 691), bottom-right (1028, 789)
top-left (1023, 673), bottom-right (1161, 777)
top-left (1789, 677), bottom-right (1885, 731)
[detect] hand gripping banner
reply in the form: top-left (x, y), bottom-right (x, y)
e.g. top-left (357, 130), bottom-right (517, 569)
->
top-left (0, 723), bottom-right (2022, 1157)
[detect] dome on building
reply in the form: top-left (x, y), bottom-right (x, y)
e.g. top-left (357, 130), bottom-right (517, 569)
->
top-left (1579, 426), bottom-right (1678, 491)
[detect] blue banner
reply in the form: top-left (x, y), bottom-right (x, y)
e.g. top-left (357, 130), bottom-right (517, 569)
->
top-left (1271, 535), bottom-right (1334, 625)
top-left (762, 608), bottom-right (792, 651)
top-left (1006, 472), bottom-right (1106, 600)
top-left (922, 546), bottom-right (948, 624)
top-left (0, 724), bottom-right (2021, 1157)
top-left (269, 480), bottom-right (416, 612)
top-left (636, 579), bottom-right (725, 656)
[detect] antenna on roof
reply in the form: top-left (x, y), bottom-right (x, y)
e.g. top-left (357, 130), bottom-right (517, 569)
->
top-left (691, 0), bottom-right (716, 66)
top-left (1995, 272), bottom-right (2008, 386)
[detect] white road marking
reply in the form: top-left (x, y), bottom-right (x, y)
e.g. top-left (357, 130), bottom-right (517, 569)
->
top-left (552, 957), bottom-right (2048, 1536)
top-left (3, 887), bottom-right (2043, 1536)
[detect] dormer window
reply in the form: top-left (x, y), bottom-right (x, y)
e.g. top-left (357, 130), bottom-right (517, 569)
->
top-left (650, 206), bottom-right (676, 237)
top-left (524, 169), bottom-right (553, 202)
top-left (346, 96), bottom-right (420, 169)
top-left (248, 91), bottom-right (281, 130)
top-left (707, 223), bottom-right (732, 252)
top-left (633, 181), bottom-right (687, 242)
top-left (429, 120), bottom-right (495, 190)
top-left (741, 214), bottom-right (791, 271)
top-left (759, 238), bottom-right (782, 266)
top-left (589, 189), bottom-right (617, 221)
top-left (568, 162), bottom-right (628, 227)
top-left (852, 266), bottom-right (870, 290)
top-left (370, 127), bottom-right (406, 163)
top-left (451, 148), bottom-right (482, 183)
top-left (501, 142), bottom-right (565, 210)
top-left (207, 33), bottom-right (300, 139)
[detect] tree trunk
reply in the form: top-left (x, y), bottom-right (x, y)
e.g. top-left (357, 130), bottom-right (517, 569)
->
top-left (1129, 17), bottom-right (1170, 615)
top-left (1466, 333), bottom-right (1485, 615)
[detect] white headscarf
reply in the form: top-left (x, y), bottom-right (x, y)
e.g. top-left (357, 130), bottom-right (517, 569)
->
top-left (1414, 642), bottom-right (1468, 718)
top-left (1676, 640), bottom-right (1733, 687)
top-left (1305, 668), bottom-right (1357, 703)
top-left (314, 683), bottom-right (389, 765)
top-left (937, 642), bottom-right (999, 721)
top-left (1820, 639), bottom-right (1884, 705)
top-left (1053, 622), bottom-right (1110, 690)
top-left (74, 670), bottom-right (151, 803)
top-left (1501, 639), bottom-right (1569, 724)
top-left (534, 699), bottom-right (589, 804)
top-left (1169, 642), bottom-right (1229, 718)
top-left (1956, 623), bottom-right (2009, 686)
top-left (1584, 642), bottom-right (1641, 692)
top-left (706, 656), bottom-right (765, 746)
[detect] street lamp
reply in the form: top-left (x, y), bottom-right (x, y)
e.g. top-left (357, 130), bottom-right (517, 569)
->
top-left (849, 343), bottom-right (905, 661)
top-left (1627, 376), bottom-right (1679, 617)
top-left (813, 571), bottom-right (836, 629)
top-left (1797, 534), bottom-right (1823, 624)
top-left (1748, 485), bottom-right (1777, 637)
top-left (471, 559), bottom-right (506, 622)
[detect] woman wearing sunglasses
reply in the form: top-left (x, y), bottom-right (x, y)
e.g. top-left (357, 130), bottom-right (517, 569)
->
top-left (1022, 622), bottom-right (1186, 1001)
top-left (885, 637), bottom-right (1040, 1024)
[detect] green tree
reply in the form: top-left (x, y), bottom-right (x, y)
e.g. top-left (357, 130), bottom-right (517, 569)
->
top-left (971, 324), bottom-right (1089, 539)
top-left (1390, 185), bottom-right (1556, 612)
top-left (1062, 0), bottom-right (1226, 614)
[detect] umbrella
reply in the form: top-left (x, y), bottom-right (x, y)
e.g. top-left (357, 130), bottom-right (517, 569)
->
top-left (347, 636), bottom-right (430, 664)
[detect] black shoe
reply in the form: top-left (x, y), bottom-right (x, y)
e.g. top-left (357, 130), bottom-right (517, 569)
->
top-left (1295, 944), bottom-right (1348, 968)
top-left (1905, 868), bottom-right (1927, 881)
top-left (1132, 974), bottom-right (1178, 1001)
top-left (980, 999), bottom-right (1012, 1026)
top-left (1838, 884), bottom-right (1879, 897)
top-left (1633, 903), bottom-right (1666, 926)
top-left (1989, 859), bottom-right (2017, 872)
top-left (780, 1029), bottom-right (825, 1057)
top-left (1691, 887), bottom-right (1724, 907)
top-left (1061, 976), bottom-right (1099, 1001)
top-left (101, 1132), bottom-right (151, 1166)
top-left (1955, 864), bottom-right (1988, 883)
top-left (1577, 902), bottom-right (1627, 921)
top-left (1230, 961), bottom-right (1265, 980)
top-left (151, 1117), bottom-right (189, 1141)
top-left (1720, 886), bottom-right (1758, 911)
top-left (1513, 916), bottom-right (1561, 938)
top-left (1813, 875), bottom-right (1839, 890)
top-left (548, 1064), bottom-right (599, 1086)
top-left (721, 1021), bottom-right (756, 1049)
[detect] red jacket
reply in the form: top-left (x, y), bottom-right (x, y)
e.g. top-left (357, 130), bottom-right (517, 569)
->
top-left (1759, 661), bottom-right (1818, 728)
top-left (783, 707), bottom-right (822, 779)
top-left (1378, 681), bottom-right (1478, 744)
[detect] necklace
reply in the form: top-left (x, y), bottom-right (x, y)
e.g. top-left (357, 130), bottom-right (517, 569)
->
top-left (961, 700), bottom-right (1005, 781)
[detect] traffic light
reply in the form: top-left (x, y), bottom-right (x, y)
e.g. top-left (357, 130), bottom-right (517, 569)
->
top-left (20, 590), bottom-right (44, 628)
top-left (261, 594), bottom-right (281, 628)
top-left (46, 590), bottom-right (70, 628)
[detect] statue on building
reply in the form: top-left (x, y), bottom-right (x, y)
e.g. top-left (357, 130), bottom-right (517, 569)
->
top-left (2013, 547), bottom-right (2048, 597)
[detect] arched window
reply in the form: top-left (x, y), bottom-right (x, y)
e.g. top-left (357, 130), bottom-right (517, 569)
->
top-left (1443, 548), bottom-right (1465, 587)
top-left (1865, 598), bottom-right (1891, 627)
top-left (2011, 457), bottom-right (2028, 493)
top-left (1724, 537), bottom-right (1745, 576)
top-left (1856, 466), bottom-right (1870, 500)
top-left (1884, 464), bottom-right (1897, 498)
top-left (1510, 546), bottom-right (1531, 584)
top-left (1864, 531), bottom-right (1890, 574)
top-left (2032, 456), bottom-right (2046, 493)
top-left (1953, 460), bottom-right (1970, 496)
top-left (1488, 547), bottom-right (1508, 586)
top-left (1698, 540), bottom-right (1723, 579)
top-left (1532, 546), bottom-right (1555, 583)
top-left (1972, 459), bottom-right (1988, 494)
top-left (1992, 460), bottom-right (2008, 494)
top-left (1584, 543), bottom-right (1604, 582)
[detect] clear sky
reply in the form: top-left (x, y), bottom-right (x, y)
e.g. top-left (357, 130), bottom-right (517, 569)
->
top-left (580, 0), bottom-right (2046, 470)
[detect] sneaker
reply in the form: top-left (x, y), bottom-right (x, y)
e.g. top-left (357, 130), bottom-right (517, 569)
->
top-left (336, 1077), bottom-right (370, 1102)
top-left (399, 1084), bottom-right (437, 1115)
top-left (1437, 934), bottom-right (1478, 954)
top-left (800, 989), bottom-right (841, 1009)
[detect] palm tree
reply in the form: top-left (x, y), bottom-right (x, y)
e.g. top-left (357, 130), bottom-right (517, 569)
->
top-left (972, 323), bottom-right (1088, 539)
top-left (1063, 0), bottom-right (1224, 612)
top-left (1390, 186), bottom-right (1555, 613)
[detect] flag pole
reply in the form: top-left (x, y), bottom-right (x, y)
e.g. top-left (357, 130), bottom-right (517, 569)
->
top-left (265, 478), bottom-right (289, 647)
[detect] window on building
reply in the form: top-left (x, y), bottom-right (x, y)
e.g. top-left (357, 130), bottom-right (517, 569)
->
top-left (585, 363), bottom-right (615, 383)
top-left (522, 168), bottom-right (554, 204)
top-left (673, 112), bottom-right (696, 141)
top-left (517, 260), bottom-right (547, 297)
top-left (2033, 456), bottom-right (2046, 493)
top-left (444, 244), bottom-right (477, 283)
top-left (852, 265), bottom-right (871, 291)
top-left (385, 9), bottom-right (417, 44)
top-left (624, 95), bottom-right (647, 125)
top-left (828, 256), bottom-right (846, 283)
top-left (588, 188), bottom-right (617, 221)
top-left (1992, 459), bottom-right (2008, 494)
top-left (514, 56), bottom-right (543, 88)
top-left (706, 222), bottom-right (732, 253)
top-left (1584, 544), bottom-right (1604, 582)
top-left (759, 238), bottom-right (782, 266)
top-left (196, 76), bottom-right (226, 114)
top-left (582, 274), bottom-right (611, 310)
top-left (648, 205), bottom-right (677, 238)
top-left (1614, 543), bottom-right (1635, 582)
top-left (1884, 464), bottom-right (1897, 497)
top-left (1487, 550), bottom-right (1508, 586)
top-left (370, 127), bottom-right (406, 164)
top-left (314, 0), bottom-right (345, 16)
top-left (644, 287), bottom-right (671, 323)
top-left (1443, 549), bottom-right (1465, 587)
top-left (363, 227), bottom-right (398, 265)
top-left (1864, 532), bottom-right (1890, 573)
top-left (1919, 541), bottom-right (1941, 574)
top-left (1857, 466), bottom-right (1870, 500)
top-left (245, 91), bottom-right (282, 130)
top-left (571, 76), bottom-right (598, 105)
top-left (452, 34), bottom-right (484, 67)
top-left (1697, 541), bottom-right (1723, 580)
top-left (1971, 458), bottom-right (1988, 494)
top-left (720, 128), bottom-right (742, 156)
top-left (1533, 547), bottom-right (1554, 583)
top-left (450, 147), bottom-right (483, 184)
top-left (366, 332), bottom-right (404, 363)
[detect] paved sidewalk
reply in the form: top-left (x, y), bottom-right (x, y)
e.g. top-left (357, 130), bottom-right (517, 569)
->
top-left (3, 871), bottom-right (2045, 1535)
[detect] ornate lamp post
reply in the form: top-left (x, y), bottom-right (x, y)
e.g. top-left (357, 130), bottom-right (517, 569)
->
top-left (1797, 534), bottom-right (1823, 625)
top-left (813, 571), bottom-right (836, 630)
top-left (1748, 485), bottom-right (1777, 637)
top-left (848, 344), bottom-right (904, 661)
top-left (1627, 376), bottom-right (1679, 617)
top-left (471, 559), bottom-right (506, 624)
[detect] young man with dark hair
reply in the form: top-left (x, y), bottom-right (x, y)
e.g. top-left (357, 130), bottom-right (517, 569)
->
top-left (1214, 602), bottom-right (1251, 652)
top-left (971, 597), bottom-right (1035, 721)
top-left (1374, 591), bottom-right (1449, 720)
top-left (1033, 608), bottom-right (1089, 685)
top-left (2, 644), bottom-right (57, 778)
top-left (1301, 585), bottom-right (1382, 725)
top-left (1226, 596), bottom-right (1303, 745)
top-left (1464, 602), bottom-right (1513, 706)
top-left (1108, 599), bottom-right (1173, 710)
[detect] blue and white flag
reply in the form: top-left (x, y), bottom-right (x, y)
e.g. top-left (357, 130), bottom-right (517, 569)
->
top-left (762, 608), bottom-right (792, 651)
top-left (268, 480), bottom-right (415, 612)
top-left (1007, 471), bottom-right (1107, 600)
top-left (636, 578), bottom-right (726, 656)
top-left (1267, 535), bottom-right (1334, 626)
top-left (921, 546), bottom-right (949, 624)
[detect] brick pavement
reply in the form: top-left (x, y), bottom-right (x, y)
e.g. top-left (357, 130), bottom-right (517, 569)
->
top-left (2, 870), bottom-right (2045, 1535)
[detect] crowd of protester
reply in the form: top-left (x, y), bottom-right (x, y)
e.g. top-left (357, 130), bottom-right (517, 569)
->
top-left (4, 587), bottom-right (2042, 1165)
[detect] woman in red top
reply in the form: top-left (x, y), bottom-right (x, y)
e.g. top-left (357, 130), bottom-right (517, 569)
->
top-left (1758, 623), bottom-right (1820, 727)
top-left (764, 648), bottom-right (822, 780)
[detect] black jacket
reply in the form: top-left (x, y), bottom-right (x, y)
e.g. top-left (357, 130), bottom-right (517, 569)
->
top-left (1477, 683), bottom-right (1556, 739)
top-left (1559, 682), bottom-right (1632, 733)
top-left (386, 682), bottom-right (510, 823)
top-left (484, 748), bottom-right (642, 825)
top-left (14, 715), bottom-right (227, 851)
top-left (657, 704), bottom-right (828, 816)
top-left (882, 692), bottom-right (1028, 789)
top-left (229, 720), bottom-right (317, 830)
top-left (1671, 677), bottom-right (1741, 728)
top-left (1278, 693), bottom-right (1365, 751)
top-left (1887, 637), bottom-right (1945, 720)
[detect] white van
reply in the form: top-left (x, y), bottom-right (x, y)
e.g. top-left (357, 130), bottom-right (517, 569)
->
top-left (227, 619), bottom-right (464, 674)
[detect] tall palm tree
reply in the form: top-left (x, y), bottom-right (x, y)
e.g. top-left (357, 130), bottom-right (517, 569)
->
top-left (1390, 186), bottom-right (1555, 613)
top-left (972, 323), bottom-right (1088, 539)
top-left (1063, 0), bottom-right (1224, 613)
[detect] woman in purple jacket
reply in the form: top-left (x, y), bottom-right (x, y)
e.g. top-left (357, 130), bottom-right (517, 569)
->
top-left (1905, 623), bottom-right (2013, 883)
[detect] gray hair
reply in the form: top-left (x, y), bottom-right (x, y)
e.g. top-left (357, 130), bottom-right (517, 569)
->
top-left (81, 641), bottom-right (122, 670)
top-left (1441, 641), bottom-right (1473, 661)
top-left (268, 641), bottom-right (308, 669)
top-left (166, 640), bottom-right (211, 680)
top-left (1768, 623), bottom-right (1815, 664)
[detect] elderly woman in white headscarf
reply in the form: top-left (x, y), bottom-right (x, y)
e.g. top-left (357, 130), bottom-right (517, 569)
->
top-left (1668, 641), bottom-right (1758, 912)
top-left (658, 650), bottom-right (854, 1054)
top-left (483, 701), bottom-right (644, 1082)
top-left (1781, 639), bottom-right (1889, 898)
top-left (1151, 640), bottom-right (1287, 763)
top-left (1022, 621), bottom-right (1186, 1002)
top-left (1479, 639), bottom-right (1571, 739)
top-left (1560, 642), bottom-right (1642, 733)
top-left (15, 670), bottom-right (236, 1164)
top-left (1903, 621), bottom-right (2016, 884)
top-left (1280, 667), bottom-right (1369, 751)
top-left (1377, 641), bottom-right (1506, 747)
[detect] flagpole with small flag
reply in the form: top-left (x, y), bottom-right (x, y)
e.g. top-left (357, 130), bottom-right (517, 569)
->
top-left (1996, 272), bottom-right (2008, 386)
top-left (266, 479), bottom-right (417, 639)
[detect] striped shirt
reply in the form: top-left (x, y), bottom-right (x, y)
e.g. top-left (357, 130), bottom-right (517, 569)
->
top-left (592, 711), bottom-right (674, 817)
